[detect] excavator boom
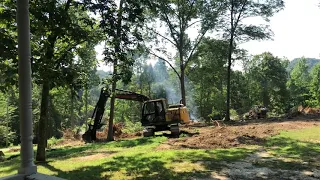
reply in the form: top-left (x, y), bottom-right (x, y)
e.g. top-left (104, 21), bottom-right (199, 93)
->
top-left (82, 87), bottom-right (149, 142)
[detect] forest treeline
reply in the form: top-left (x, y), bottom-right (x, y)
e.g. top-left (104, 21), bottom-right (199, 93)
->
top-left (1, 0), bottom-right (320, 161)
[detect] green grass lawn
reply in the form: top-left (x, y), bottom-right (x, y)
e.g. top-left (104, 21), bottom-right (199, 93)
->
top-left (264, 126), bottom-right (320, 170)
top-left (1, 126), bottom-right (319, 179)
top-left (0, 137), bottom-right (254, 179)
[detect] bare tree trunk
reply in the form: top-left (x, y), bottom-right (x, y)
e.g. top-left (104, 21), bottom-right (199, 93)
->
top-left (107, 0), bottom-right (123, 141)
top-left (225, 34), bottom-right (234, 121)
top-left (200, 78), bottom-right (203, 117)
top-left (148, 83), bottom-right (151, 98)
top-left (85, 86), bottom-right (88, 130)
top-left (180, 68), bottom-right (186, 106)
top-left (36, 82), bottom-right (49, 162)
top-left (107, 72), bottom-right (117, 141)
top-left (70, 87), bottom-right (74, 128)
top-left (262, 79), bottom-right (269, 108)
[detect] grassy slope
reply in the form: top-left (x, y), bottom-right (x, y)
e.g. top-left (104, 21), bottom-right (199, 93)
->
top-left (1, 126), bottom-right (319, 179)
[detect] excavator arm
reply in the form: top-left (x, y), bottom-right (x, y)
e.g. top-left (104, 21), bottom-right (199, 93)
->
top-left (82, 87), bottom-right (149, 142)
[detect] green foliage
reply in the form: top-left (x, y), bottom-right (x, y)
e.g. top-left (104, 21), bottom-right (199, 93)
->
top-left (47, 137), bottom-right (63, 148)
top-left (308, 63), bottom-right (320, 107)
top-left (122, 121), bottom-right (144, 134)
top-left (187, 38), bottom-right (229, 119)
top-left (0, 0), bottom-right (18, 92)
top-left (246, 52), bottom-right (289, 113)
top-left (287, 57), bottom-right (311, 107)
top-left (0, 125), bottom-right (16, 147)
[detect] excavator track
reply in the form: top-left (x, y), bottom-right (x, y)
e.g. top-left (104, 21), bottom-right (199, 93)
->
top-left (143, 128), bottom-right (154, 137)
top-left (170, 124), bottom-right (180, 138)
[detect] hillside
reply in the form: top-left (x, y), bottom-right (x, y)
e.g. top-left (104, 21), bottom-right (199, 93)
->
top-left (288, 58), bottom-right (320, 71)
top-left (96, 70), bottom-right (111, 79)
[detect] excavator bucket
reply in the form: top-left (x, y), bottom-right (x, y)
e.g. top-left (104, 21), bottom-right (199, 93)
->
top-left (82, 130), bottom-right (92, 142)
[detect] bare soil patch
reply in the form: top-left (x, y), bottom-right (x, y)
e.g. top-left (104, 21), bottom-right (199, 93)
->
top-left (157, 117), bottom-right (320, 150)
top-left (71, 153), bottom-right (110, 162)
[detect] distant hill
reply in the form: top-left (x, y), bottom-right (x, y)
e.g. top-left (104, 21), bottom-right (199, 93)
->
top-left (96, 70), bottom-right (111, 79)
top-left (287, 58), bottom-right (320, 72)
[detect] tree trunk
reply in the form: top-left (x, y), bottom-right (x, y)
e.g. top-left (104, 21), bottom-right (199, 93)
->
top-left (107, 72), bottom-right (117, 141)
top-left (49, 96), bottom-right (62, 138)
top-left (107, 0), bottom-right (123, 141)
top-left (180, 68), bottom-right (186, 106)
top-left (225, 35), bottom-right (234, 121)
top-left (200, 78), bottom-right (203, 118)
top-left (70, 87), bottom-right (74, 128)
top-left (36, 82), bottom-right (49, 162)
top-left (148, 83), bottom-right (151, 98)
top-left (262, 79), bottom-right (269, 108)
top-left (6, 97), bottom-right (9, 147)
top-left (85, 86), bottom-right (88, 130)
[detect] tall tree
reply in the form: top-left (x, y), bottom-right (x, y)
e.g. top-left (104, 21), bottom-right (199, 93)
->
top-left (186, 38), bottom-right (229, 119)
top-left (220, 0), bottom-right (284, 120)
top-left (86, 0), bottom-right (146, 141)
top-left (29, 0), bottom-right (98, 161)
top-left (146, 0), bottom-right (224, 106)
top-left (247, 52), bottom-right (288, 113)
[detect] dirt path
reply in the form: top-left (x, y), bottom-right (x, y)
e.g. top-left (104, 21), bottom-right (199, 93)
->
top-left (209, 148), bottom-right (320, 180)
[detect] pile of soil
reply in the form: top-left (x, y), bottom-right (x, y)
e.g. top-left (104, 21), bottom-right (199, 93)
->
top-left (157, 118), bottom-right (320, 150)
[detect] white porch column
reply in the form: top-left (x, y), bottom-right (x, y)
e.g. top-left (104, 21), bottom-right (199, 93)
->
top-left (17, 0), bottom-right (37, 175)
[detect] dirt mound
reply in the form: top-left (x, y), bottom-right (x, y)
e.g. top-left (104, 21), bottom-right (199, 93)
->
top-left (95, 123), bottom-right (132, 140)
top-left (157, 120), bottom-right (320, 150)
top-left (119, 131), bottom-right (142, 139)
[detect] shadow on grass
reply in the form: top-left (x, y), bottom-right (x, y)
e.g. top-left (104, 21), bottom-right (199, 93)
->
top-left (265, 137), bottom-right (320, 163)
top-left (172, 148), bottom-right (254, 163)
top-left (47, 148), bottom-right (254, 180)
top-left (0, 157), bottom-right (20, 175)
top-left (107, 137), bottom-right (162, 148)
top-left (52, 155), bottom-right (212, 180)
top-left (46, 137), bottom-right (160, 160)
top-left (238, 136), bottom-right (320, 173)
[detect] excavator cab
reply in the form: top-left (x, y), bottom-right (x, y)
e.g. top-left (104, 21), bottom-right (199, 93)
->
top-left (141, 99), bottom-right (190, 137)
top-left (141, 99), bottom-right (167, 126)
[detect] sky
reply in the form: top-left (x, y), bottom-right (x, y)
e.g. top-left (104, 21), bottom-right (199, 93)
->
top-left (239, 0), bottom-right (320, 60)
top-left (96, 0), bottom-right (320, 71)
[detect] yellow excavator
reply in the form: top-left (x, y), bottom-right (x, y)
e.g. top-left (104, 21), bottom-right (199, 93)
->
top-left (82, 87), bottom-right (190, 142)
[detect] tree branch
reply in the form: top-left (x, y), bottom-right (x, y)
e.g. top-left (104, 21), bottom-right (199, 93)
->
top-left (64, 0), bottom-right (73, 11)
top-left (162, 12), bottom-right (179, 46)
top-left (147, 49), bottom-right (181, 79)
top-left (186, 19), bottom-right (201, 29)
top-left (146, 26), bottom-right (177, 47)
top-left (184, 29), bottom-right (207, 69)
top-left (233, 0), bottom-right (248, 32)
